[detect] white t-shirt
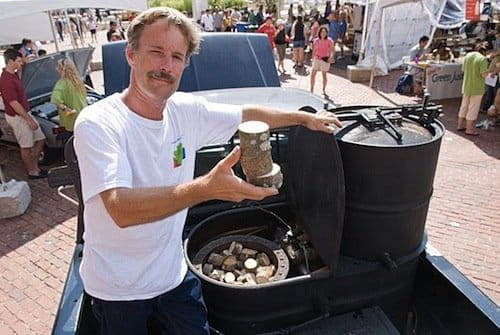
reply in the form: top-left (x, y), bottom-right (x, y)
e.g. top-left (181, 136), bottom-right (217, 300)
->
top-left (201, 13), bottom-right (214, 32)
top-left (74, 92), bottom-right (242, 301)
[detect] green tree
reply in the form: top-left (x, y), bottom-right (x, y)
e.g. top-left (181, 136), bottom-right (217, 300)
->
top-left (149, 0), bottom-right (192, 13)
top-left (208, 0), bottom-right (245, 10)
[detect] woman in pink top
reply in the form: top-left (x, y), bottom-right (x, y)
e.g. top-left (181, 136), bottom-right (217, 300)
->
top-left (310, 27), bottom-right (334, 96)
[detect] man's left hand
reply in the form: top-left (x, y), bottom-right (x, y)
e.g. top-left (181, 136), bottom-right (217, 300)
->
top-left (304, 110), bottom-right (343, 134)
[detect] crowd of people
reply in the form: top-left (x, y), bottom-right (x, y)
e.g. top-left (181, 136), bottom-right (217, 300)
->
top-left (54, 13), bottom-right (99, 47)
top-left (53, 8), bottom-right (132, 46)
top-left (197, 3), bottom-right (355, 96)
top-left (4, 2), bottom-right (497, 182)
top-left (405, 30), bottom-right (500, 136)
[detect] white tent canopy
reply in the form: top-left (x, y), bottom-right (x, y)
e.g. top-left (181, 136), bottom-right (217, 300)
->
top-left (0, 0), bottom-right (148, 45)
top-left (358, 0), bottom-right (465, 75)
top-left (0, 0), bottom-right (147, 20)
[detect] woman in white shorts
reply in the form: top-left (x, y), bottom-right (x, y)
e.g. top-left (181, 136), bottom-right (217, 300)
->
top-left (310, 27), bottom-right (334, 95)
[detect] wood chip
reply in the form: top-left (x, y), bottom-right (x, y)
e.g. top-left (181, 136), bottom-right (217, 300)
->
top-left (224, 272), bottom-right (236, 283)
top-left (244, 258), bottom-right (258, 271)
top-left (257, 252), bottom-right (271, 266)
top-left (241, 248), bottom-right (258, 258)
top-left (256, 272), bottom-right (269, 284)
top-left (229, 241), bottom-right (243, 256)
top-left (202, 263), bottom-right (214, 275)
top-left (207, 253), bottom-right (224, 267)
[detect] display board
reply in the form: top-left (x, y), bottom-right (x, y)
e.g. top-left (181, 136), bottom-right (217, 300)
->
top-left (426, 62), bottom-right (463, 100)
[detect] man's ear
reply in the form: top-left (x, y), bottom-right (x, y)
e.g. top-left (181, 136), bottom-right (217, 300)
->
top-left (125, 44), bottom-right (135, 67)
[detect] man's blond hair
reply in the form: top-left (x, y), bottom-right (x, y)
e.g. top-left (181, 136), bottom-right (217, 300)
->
top-left (127, 7), bottom-right (201, 58)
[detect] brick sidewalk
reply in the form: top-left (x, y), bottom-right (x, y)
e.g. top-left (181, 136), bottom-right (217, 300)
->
top-left (0, 49), bottom-right (499, 334)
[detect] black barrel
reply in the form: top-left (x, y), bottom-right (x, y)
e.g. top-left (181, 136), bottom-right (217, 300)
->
top-left (335, 106), bottom-right (444, 260)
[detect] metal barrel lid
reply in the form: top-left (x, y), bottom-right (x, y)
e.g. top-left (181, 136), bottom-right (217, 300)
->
top-left (286, 123), bottom-right (345, 272)
top-left (334, 104), bottom-right (444, 147)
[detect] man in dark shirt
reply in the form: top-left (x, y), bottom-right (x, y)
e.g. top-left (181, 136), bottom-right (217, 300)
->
top-left (0, 49), bottom-right (46, 178)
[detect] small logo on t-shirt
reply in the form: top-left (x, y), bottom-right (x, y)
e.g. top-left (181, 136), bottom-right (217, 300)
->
top-left (173, 142), bottom-right (186, 168)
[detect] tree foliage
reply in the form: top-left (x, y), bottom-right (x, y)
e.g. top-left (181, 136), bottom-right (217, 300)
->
top-left (208, 0), bottom-right (245, 10)
top-left (149, 0), bottom-right (192, 13)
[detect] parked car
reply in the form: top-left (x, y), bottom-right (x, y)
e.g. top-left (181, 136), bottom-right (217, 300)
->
top-left (0, 47), bottom-right (103, 164)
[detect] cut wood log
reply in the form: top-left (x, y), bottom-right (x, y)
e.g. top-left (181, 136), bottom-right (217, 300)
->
top-left (222, 255), bottom-right (237, 267)
top-left (228, 241), bottom-right (243, 256)
top-left (207, 253), bottom-right (224, 267)
top-left (202, 263), bottom-right (214, 275)
top-left (238, 121), bottom-right (270, 158)
top-left (224, 272), bottom-right (236, 283)
top-left (238, 121), bottom-right (282, 189)
top-left (258, 265), bottom-right (275, 277)
top-left (252, 163), bottom-right (283, 189)
top-left (209, 269), bottom-right (225, 281)
top-left (240, 248), bottom-right (258, 258)
top-left (244, 273), bottom-right (257, 285)
top-left (240, 153), bottom-right (273, 180)
top-left (201, 240), bottom-right (282, 285)
top-left (256, 272), bottom-right (269, 284)
top-left (256, 253), bottom-right (271, 266)
top-left (244, 258), bottom-right (258, 271)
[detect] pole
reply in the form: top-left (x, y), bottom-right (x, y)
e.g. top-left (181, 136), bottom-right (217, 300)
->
top-left (65, 10), bottom-right (77, 49)
top-left (48, 11), bottom-right (60, 52)
top-left (359, 0), bottom-right (370, 61)
top-left (369, 9), bottom-right (382, 88)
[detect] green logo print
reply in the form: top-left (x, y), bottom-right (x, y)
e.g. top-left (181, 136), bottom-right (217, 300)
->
top-left (173, 143), bottom-right (185, 167)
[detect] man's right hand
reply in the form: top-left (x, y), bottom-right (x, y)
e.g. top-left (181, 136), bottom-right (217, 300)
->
top-left (201, 146), bottom-right (278, 203)
top-left (25, 116), bottom-right (38, 130)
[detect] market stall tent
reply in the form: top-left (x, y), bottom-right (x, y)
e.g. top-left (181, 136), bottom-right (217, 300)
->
top-left (356, 0), bottom-right (465, 76)
top-left (0, 0), bottom-right (148, 46)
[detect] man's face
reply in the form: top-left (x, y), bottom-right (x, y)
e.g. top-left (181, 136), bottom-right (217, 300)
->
top-left (10, 57), bottom-right (23, 72)
top-left (419, 40), bottom-right (427, 49)
top-left (126, 19), bottom-right (188, 101)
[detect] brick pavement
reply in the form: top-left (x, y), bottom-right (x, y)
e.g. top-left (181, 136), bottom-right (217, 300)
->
top-left (0, 39), bottom-right (499, 334)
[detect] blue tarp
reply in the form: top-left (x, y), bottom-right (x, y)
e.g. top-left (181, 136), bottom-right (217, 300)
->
top-left (439, 0), bottom-right (465, 28)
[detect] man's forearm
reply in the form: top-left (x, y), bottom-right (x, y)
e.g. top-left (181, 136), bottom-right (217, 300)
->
top-left (242, 105), bottom-right (309, 129)
top-left (101, 145), bottom-right (278, 228)
top-left (101, 176), bottom-right (212, 228)
top-left (9, 100), bottom-right (31, 120)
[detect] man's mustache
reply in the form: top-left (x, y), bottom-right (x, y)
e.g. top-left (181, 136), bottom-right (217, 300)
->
top-left (147, 70), bottom-right (176, 84)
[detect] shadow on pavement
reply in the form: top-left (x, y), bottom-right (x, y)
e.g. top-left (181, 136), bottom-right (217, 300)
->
top-left (436, 99), bottom-right (500, 160)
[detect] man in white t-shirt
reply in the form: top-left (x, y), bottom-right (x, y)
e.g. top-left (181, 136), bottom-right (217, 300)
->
top-left (74, 7), bottom-right (341, 335)
top-left (200, 8), bottom-right (215, 32)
